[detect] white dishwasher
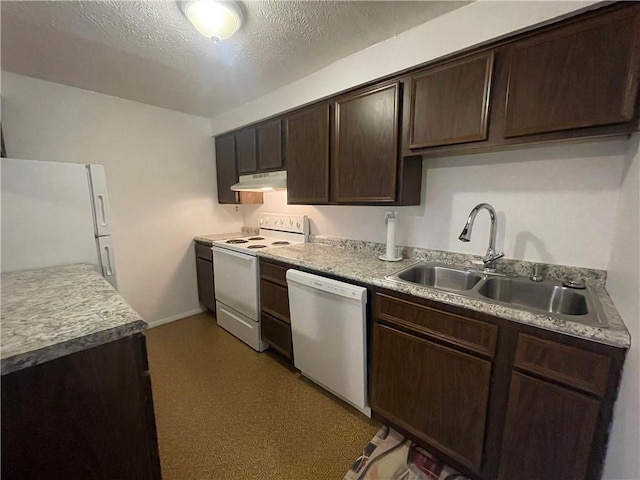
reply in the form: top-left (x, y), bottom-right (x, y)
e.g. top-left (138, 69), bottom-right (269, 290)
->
top-left (286, 269), bottom-right (371, 417)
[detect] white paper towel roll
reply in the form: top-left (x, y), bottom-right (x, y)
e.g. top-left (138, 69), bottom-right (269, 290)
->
top-left (380, 211), bottom-right (402, 261)
top-left (386, 214), bottom-right (396, 259)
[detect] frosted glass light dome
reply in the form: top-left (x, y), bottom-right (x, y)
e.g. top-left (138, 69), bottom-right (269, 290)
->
top-left (182, 0), bottom-right (243, 42)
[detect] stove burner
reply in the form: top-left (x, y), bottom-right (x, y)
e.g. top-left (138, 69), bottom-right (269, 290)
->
top-left (226, 239), bottom-right (248, 244)
top-left (271, 241), bottom-right (290, 245)
top-left (247, 245), bottom-right (267, 249)
top-left (248, 236), bottom-right (264, 241)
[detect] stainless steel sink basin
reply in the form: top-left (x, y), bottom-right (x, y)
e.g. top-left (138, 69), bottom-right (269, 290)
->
top-left (477, 277), bottom-right (588, 316)
top-left (392, 264), bottom-right (482, 291)
top-left (386, 262), bottom-right (608, 328)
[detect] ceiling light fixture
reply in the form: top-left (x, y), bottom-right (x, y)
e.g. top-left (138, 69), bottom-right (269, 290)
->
top-left (181, 0), bottom-right (243, 43)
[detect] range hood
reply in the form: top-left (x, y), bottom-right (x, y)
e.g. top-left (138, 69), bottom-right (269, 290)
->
top-left (230, 170), bottom-right (287, 192)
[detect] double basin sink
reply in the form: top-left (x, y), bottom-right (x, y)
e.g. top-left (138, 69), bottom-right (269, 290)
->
top-left (387, 263), bottom-right (608, 327)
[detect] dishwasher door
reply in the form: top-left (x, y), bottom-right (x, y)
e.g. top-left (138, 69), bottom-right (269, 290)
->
top-left (286, 269), bottom-right (370, 417)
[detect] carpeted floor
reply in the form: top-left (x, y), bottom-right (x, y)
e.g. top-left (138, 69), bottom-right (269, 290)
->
top-left (146, 313), bottom-right (380, 480)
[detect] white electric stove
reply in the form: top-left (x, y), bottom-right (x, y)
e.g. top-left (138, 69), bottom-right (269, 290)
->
top-left (211, 213), bottom-right (308, 351)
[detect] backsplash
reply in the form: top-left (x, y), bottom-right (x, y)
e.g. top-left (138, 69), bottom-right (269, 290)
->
top-left (309, 235), bottom-right (607, 287)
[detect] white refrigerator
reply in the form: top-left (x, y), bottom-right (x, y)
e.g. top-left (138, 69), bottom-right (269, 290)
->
top-left (1, 158), bottom-right (118, 288)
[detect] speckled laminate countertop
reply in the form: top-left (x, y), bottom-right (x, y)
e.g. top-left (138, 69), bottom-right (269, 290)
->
top-left (1, 264), bottom-right (147, 375)
top-left (257, 244), bottom-right (630, 349)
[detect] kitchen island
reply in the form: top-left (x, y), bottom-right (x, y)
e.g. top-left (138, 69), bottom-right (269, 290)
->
top-left (1, 264), bottom-right (161, 480)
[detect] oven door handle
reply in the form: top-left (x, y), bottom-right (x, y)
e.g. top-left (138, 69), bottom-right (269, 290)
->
top-left (212, 246), bottom-right (254, 260)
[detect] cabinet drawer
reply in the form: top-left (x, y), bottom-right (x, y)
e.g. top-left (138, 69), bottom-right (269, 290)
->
top-left (514, 334), bottom-right (611, 397)
top-left (376, 293), bottom-right (497, 357)
top-left (194, 242), bottom-right (213, 261)
top-left (259, 260), bottom-right (288, 287)
top-left (261, 312), bottom-right (293, 360)
top-left (260, 279), bottom-right (290, 323)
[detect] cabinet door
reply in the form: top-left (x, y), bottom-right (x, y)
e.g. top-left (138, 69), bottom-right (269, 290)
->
top-left (504, 6), bottom-right (640, 137)
top-left (261, 312), bottom-right (293, 360)
top-left (1, 335), bottom-right (161, 480)
top-left (334, 83), bottom-right (400, 203)
top-left (498, 372), bottom-right (600, 480)
top-left (196, 256), bottom-right (215, 311)
top-left (371, 323), bottom-right (491, 471)
top-left (257, 119), bottom-right (284, 171)
top-left (214, 134), bottom-right (239, 204)
top-left (285, 104), bottom-right (330, 204)
top-left (235, 127), bottom-right (257, 174)
top-left (409, 52), bottom-right (494, 148)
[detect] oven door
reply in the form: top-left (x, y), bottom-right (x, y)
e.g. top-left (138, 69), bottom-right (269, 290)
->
top-left (212, 246), bottom-right (259, 320)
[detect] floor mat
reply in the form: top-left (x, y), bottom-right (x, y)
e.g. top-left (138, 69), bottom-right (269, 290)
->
top-left (345, 426), bottom-right (470, 480)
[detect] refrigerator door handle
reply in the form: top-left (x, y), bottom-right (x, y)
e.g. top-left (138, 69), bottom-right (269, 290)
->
top-left (87, 165), bottom-right (111, 236)
top-left (97, 194), bottom-right (108, 228)
top-left (103, 244), bottom-right (113, 276)
top-left (97, 236), bottom-right (117, 289)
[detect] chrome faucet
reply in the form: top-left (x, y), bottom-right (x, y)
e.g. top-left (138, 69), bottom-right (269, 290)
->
top-left (459, 203), bottom-right (504, 271)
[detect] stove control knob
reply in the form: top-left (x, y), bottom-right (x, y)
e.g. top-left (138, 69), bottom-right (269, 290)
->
top-left (296, 221), bottom-right (301, 230)
top-left (279, 218), bottom-right (285, 225)
top-left (259, 218), bottom-right (264, 225)
top-left (289, 219), bottom-right (294, 226)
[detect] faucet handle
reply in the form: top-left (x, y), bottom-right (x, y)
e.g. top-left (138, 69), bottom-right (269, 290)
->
top-left (482, 251), bottom-right (504, 264)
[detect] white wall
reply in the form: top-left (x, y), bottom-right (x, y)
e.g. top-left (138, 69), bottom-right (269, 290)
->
top-left (244, 139), bottom-right (627, 269)
top-left (1, 71), bottom-right (242, 324)
top-left (603, 135), bottom-right (640, 480)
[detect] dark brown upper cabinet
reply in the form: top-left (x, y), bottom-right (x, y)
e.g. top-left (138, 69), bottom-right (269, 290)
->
top-left (257, 119), bottom-right (284, 171)
top-left (504, 5), bottom-right (640, 137)
top-left (214, 134), bottom-right (263, 205)
top-left (235, 127), bottom-right (257, 174)
top-left (214, 133), bottom-right (239, 204)
top-left (333, 82), bottom-right (401, 203)
top-left (409, 51), bottom-right (495, 149)
top-left (285, 103), bottom-right (331, 204)
top-left (216, 4), bottom-right (639, 200)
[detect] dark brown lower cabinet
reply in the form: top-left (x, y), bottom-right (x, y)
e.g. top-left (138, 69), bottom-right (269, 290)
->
top-left (1, 334), bottom-right (161, 480)
top-left (261, 312), bottom-right (293, 359)
top-left (195, 241), bottom-right (215, 311)
top-left (497, 373), bottom-right (600, 480)
top-left (371, 323), bottom-right (491, 472)
top-left (259, 258), bottom-right (293, 362)
top-left (371, 289), bottom-right (627, 480)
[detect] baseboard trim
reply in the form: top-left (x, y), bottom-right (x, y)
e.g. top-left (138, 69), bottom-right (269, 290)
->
top-left (146, 307), bottom-right (206, 329)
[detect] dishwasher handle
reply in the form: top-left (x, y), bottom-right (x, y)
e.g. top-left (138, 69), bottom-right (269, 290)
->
top-left (286, 269), bottom-right (367, 302)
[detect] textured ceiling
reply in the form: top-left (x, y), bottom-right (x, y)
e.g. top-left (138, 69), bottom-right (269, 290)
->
top-left (1, 0), bottom-right (472, 118)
